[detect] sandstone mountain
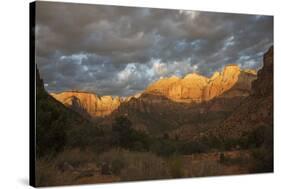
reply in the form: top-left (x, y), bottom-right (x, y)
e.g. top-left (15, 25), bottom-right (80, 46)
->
top-left (51, 91), bottom-right (122, 117)
top-left (50, 64), bottom-right (257, 120)
top-left (107, 48), bottom-right (272, 141)
top-left (145, 65), bottom-right (257, 103)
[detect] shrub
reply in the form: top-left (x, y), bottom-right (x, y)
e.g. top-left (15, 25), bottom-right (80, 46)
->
top-left (35, 159), bottom-right (74, 186)
top-left (111, 158), bottom-right (125, 175)
top-left (36, 110), bottom-right (67, 157)
top-left (167, 156), bottom-right (184, 178)
top-left (219, 153), bottom-right (225, 163)
top-left (98, 149), bottom-right (169, 180)
top-left (188, 160), bottom-right (222, 177)
top-left (250, 147), bottom-right (273, 173)
top-left (54, 148), bottom-right (97, 169)
top-left (112, 116), bottom-right (151, 151)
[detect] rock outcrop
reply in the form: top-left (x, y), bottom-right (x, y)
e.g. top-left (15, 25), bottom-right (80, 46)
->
top-left (204, 65), bottom-right (257, 100)
top-left (145, 65), bottom-right (257, 103)
top-left (51, 91), bottom-right (122, 117)
top-left (50, 64), bottom-right (257, 120)
top-left (252, 47), bottom-right (273, 97)
top-left (213, 46), bottom-right (273, 140)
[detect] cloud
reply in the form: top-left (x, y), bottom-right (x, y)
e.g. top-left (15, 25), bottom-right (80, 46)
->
top-left (35, 1), bottom-right (273, 96)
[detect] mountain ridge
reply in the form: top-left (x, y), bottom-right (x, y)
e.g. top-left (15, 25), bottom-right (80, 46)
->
top-left (145, 64), bottom-right (257, 102)
top-left (50, 64), bottom-right (257, 118)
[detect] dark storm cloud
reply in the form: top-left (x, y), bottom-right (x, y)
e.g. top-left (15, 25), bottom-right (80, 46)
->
top-left (35, 1), bottom-right (273, 96)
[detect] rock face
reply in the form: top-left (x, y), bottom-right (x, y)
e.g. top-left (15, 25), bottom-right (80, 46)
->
top-left (111, 91), bottom-right (247, 136)
top-left (170, 73), bottom-right (209, 102)
top-left (107, 48), bottom-right (272, 140)
top-left (213, 46), bottom-right (273, 139)
top-left (50, 64), bottom-right (257, 120)
top-left (51, 91), bottom-right (122, 117)
top-left (252, 47), bottom-right (273, 97)
top-left (204, 65), bottom-right (257, 100)
top-left (145, 65), bottom-right (257, 103)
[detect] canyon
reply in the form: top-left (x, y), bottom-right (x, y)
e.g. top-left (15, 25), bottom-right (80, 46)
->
top-left (51, 64), bottom-right (257, 118)
top-left (36, 46), bottom-right (274, 186)
top-left (47, 46), bottom-right (273, 141)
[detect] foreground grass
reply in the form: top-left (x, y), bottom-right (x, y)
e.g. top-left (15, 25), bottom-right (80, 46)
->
top-left (35, 147), bottom-right (263, 187)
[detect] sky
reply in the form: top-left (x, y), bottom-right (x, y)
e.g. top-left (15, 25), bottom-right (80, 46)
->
top-left (35, 1), bottom-right (273, 96)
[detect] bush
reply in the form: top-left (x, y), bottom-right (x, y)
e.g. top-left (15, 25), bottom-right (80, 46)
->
top-left (66, 124), bottom-right (105, 150)
top-left (111, 158), bottom-right (125, 175)
top-left (112, 116), bottom-right (151, 151)
top-left (36, 103), bottom-right (67, 157)
top-left (35, 159), bottom-right (74, 186)
top-left (98, 149), bottom-right (169, 180)
top-left (219, 153), bottom-right (225, 163)
top-left (167, 157), bottom-right (184, 178)
top-left (150, 139), bottom-right (177, 156)
top-left (54, 148), bottom-right (97, 169)
top-left (250, 147), bottom-right (273, 173)
top-left (187, 160), bottom-right (223, 177)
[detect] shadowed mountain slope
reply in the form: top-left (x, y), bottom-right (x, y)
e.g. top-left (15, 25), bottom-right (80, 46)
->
top-left (36, 67), bottom-right (101, 157)
top-left (212, 46), bottom-right (273, 140)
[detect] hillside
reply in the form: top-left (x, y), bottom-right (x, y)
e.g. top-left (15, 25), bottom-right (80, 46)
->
top-left (213, 46), bottom-right (273, 140)
top-left (104, 65), bottom-right (257, 136)
top-left (36, 67), bottom-right (101, 157)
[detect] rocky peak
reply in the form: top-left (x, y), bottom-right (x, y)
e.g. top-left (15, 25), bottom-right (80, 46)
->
top-left (50, 61), bottom-right (259, 119)
top-left (252, 46), bottom-right (273, 97)
top-left (123, 93), bottom-right (142, 102)
top-left (220, 64), bottom-right (240, 83)
top-left (222, 64), bottom-right (240, 73)
top-left (243, 69), bottom-right (257, 75)
top-left (210, 71), bottom-right (220, 80)
top-left (154, 76), bottom-right (180, 85)
top-left (145, 75), bottom-right (180, 95)
top-left (169, 75), bottom-right (181, 80)
top-left (145, 64), bottom-right (256, 103)
top-left (203, 64), bottom-right (257, 100)
top-left (183, 73), bottom-right (209, 83)
top-left (217, 46), bottom-right (273, 140)
top-left (51, 91), bottom-right (122, 117)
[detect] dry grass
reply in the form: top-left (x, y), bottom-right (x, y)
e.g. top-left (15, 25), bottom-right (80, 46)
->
top-left (54, 148), bottom-right (97, 169)
top-left (35, 159), bottom-right (74, 186)
top-left (167, 156), bottom-right (185, 178)
top-left (184, 159), bottom-right (223, 177)
top-left (35, 148), bottom-right (170, 186)
top-left (35, 148), bottom-right (254, 186)
top-left (35, 148), bottom-right (98, 186)
top-left (98, 149), bottom-right (170, 181)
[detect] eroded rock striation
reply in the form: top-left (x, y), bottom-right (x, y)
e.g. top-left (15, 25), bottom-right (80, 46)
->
top-left (51, 91), bottom-right (122, 117)
top-left (145, 65), bottom-right (257, 103)
top-left (50, 64), bottom-right (257, 119)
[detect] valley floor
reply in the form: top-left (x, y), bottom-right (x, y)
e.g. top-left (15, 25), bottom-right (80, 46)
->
top-left (36, 149), bottom-right (260, 186)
